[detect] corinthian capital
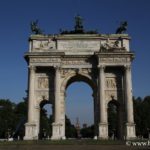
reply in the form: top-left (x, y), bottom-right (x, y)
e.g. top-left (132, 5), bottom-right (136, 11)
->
top-left (124, 65), bottom-right (131, 71)
top-left (28, 65), bottom-right (36, 72)
top-left (98, 65), bottom-right (105, 70)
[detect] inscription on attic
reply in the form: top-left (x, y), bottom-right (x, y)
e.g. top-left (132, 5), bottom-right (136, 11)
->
top-left (57, 40), bottom-right (100, 50)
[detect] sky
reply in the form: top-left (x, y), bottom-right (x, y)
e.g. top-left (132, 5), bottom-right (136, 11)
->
top-left (0, 0), bottom-right (150, 125)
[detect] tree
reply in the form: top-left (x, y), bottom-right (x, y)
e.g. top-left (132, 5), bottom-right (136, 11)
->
top-left (13, 99), bottom-right (28, 139)
top-left (65, 116), bottom-right (77, 138)
top-left (0, 99), bottom-right (16, 138)
top-left (134, 96), bottom-right (150, 138)
top-left (80, 125), bottom-right (94, 138)
top-left (133, 97), bottom-right (143, 136)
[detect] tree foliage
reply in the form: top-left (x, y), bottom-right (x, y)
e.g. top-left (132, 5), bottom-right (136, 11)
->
top-left (0, 99), bottom-right (16, 138)
top-left (0, 99), bottom-right (28, 139)
top-left (134, 96), bottom-right (150, 138)
top-left (80, 125), bottom-right (94, 138)
top-left (65, 116), bottom-right (77, 138)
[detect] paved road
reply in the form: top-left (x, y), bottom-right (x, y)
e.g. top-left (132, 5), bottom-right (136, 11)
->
top-left (0, 145), bottom-right (148, 150)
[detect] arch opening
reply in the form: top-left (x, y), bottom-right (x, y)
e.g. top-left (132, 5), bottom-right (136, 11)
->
top-left (107, 99), bottom-right (120, 140)
top-left (64, 74), bottom-right (96, 139)
top-left (39, 100), bottom-right (53, 140)
top-left (66, 74), bottom-right (95, 91)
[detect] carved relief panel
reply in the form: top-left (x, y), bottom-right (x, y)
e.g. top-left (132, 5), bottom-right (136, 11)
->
top-left (35, 71), bottom-right (55, 104)
top-left (105, 72), bottom-right (123, 101)
top-left (38, 77), bottom-right (49, 89)
top-left (106, 77), bottom-right (117, 90)
top-left (32, 39), bottom-right (56, 51)
top-left (60, 68), bottom-right (92, 79)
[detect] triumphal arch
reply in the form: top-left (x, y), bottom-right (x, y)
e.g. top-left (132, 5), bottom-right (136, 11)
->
top-left (24, 18), bottom-right (136, 140)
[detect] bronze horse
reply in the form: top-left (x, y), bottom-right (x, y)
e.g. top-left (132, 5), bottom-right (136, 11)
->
top-left (30, 20), bottom-right (43, 34)
top-left (116, 21), bottom-right (127, 34)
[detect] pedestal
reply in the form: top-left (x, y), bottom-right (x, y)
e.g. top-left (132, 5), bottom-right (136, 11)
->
top-left (125, 123), bottom-right (136, 140)
top-left (51, 122), bottom-right (65, 140)
top-left (24, 123), bottom-right (38, 140)
top-left (98, 123), bottom-right (108, 139)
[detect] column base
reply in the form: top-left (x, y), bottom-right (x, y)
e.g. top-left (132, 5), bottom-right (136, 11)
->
top-left (125, 123), bottom-right (136, 140)
top-left (98, 122), bottom-right (108, 139)
top-left (24, 122), bottom-right (38, 140)
top-left (51, 122), bottom-right (65, 140)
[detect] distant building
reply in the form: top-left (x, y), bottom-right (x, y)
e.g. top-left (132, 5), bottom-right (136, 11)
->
top-left (75, 117), bottom-right (81, 138)
top-left (83, 123), bottom-right (87, 128)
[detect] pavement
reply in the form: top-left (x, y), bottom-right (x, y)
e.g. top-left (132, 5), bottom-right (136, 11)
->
top-left (0, 145), bottom-right (149, 150)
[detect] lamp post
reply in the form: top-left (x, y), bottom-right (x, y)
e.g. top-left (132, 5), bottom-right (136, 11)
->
top-left (112, 129), bottom-right (116, 140)
top-left (7, 128), bottom-right (11, 140)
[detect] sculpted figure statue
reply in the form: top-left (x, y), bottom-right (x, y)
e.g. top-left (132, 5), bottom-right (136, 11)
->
top-left (30, 20), bottom-right (43, 34)
top-left (74, 15), bottom-right (84, 32)
top-left (116, 21), bottom-right (128, 34)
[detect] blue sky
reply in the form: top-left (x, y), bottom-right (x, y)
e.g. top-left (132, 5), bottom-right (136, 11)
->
top-left (0, 0), bottom-right (150, 125)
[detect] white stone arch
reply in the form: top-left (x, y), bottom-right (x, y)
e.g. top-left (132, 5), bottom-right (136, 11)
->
top-left (24, 33), bottom-right (136, 140)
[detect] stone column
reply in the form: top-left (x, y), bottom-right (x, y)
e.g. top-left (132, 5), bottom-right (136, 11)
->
top-left (98, 65), bottom-right (108, 139)
top-left (54, 67), bottom-right (61, 123)
top-left (29, 40), bottom-right (32, 52)
top-left (93, 92), bottom-right (98, 139)
top-left (125, 65), bottom-right (136, 139)
top-left (28, 66), bottom-right (36, 122)
top-left (24, 66), bottom-right (38, 140)
top-left (51, 67), bottom-right (64, 140)
top-left (60, 92), bottom-right (66, 139)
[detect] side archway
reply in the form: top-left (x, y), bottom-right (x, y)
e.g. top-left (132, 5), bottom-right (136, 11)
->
top-left (39, 99), bottom-right (53, 139)
top-left (107, 99), bottom-right (121, 139)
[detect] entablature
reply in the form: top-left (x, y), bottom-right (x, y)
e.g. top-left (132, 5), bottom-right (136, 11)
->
top-left (96, 52), bottom-right (134, 66)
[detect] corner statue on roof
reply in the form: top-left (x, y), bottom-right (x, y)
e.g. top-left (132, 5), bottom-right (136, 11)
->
top-left (74, 15), bottom-right (84, 32)
top-left (30, 20), bottom-right (43, 35)
top-left (116, 21), bottom-right (128, 34)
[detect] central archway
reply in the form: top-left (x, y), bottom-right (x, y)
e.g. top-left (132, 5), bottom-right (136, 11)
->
top-left (62, 74), bottom-right (98, 138)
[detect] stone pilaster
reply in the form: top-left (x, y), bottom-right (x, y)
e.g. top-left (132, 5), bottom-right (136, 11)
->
top-left (54, 67), bottom-right (61, 123)
top-left (125, 65), bottom-right (136, 139)
top-left (24, 66), bottom-right (38, 140)
top-left (98, 65), bottom-right (108, 139)
top-left (28, 66), bottom-right (36, 122)
top-left (93, 92), bottom-right (98, 138)
top-left (60, 92), bottom-right (66, 139)
top-left (51, 67), bottom-right (64, 140)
